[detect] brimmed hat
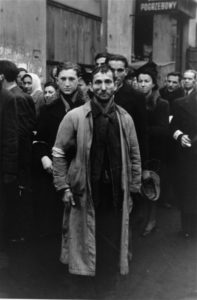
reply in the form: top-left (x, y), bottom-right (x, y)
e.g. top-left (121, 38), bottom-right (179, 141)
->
top-left (141, 170), bottom-right (160, 201)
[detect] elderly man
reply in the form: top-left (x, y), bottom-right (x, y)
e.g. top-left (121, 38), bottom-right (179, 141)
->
top-left (52, 65), bottom-right (141, 278)
top-left (182, 69), bottom-right (196, 96)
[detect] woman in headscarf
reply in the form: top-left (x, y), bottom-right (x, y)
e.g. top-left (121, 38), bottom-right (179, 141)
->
top-left (22, 72), bottom-right (44, 117)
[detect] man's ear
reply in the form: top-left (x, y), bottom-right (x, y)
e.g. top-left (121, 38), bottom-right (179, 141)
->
top-left (90, 83), bottom-right (93, 92)
top-left (0, 74), bottom-right (4, 81)
top-left (125, 68), bottom-right (128, 76)
top-left (114, 80), bottom-right (118, 92)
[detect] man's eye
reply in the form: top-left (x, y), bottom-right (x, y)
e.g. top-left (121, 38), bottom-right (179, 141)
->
top-left (117, 68), bottom-right (124, 72)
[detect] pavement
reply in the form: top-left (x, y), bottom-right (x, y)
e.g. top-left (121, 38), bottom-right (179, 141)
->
top-left (0, 206), bottom-right (197, 300)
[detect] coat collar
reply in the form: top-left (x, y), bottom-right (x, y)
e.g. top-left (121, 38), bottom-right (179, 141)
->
top-left (83, 99), bottom-right (128, 118)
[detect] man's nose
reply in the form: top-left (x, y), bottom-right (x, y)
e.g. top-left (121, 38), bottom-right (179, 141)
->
top-left (101, 82), bottom-right (106, 90)
top-left (65, 79), bottom-right (70, 85)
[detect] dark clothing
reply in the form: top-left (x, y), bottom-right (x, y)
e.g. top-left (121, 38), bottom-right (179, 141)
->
top-left (170, 92), bottom-right (197, 232)
top-left (159, 86), bottom-right (184, 115)
top-left (35, 90), bottom-right (85, 162)
top-left (90, 100), bottom-right (122, 209)
top-left (114, 83), bottom-right (148, 167)
top-left (0, 89), bottom-right (18, 179)
top-left (0, 88), bottom-right (18, 246)
top-left (146, 92), bottom-right (169, 163)
top-left (33, 90), bottom-right (85, 236)
top-left (5, 86), bottom-right (36, 240)
top-left (10, 86), bottom-right (36, 187)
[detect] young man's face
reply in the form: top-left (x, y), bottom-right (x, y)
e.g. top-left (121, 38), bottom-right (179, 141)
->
top-left (108, 60), bottom-right (127, 86)
top-left (166, 75), bottom-right (180, 92)
top-left (57, 69), bottom-right (78, 95)
top-left (183, 71), bottom-right (196, 91)
top-left (91, 70), bottom-right (116, 103)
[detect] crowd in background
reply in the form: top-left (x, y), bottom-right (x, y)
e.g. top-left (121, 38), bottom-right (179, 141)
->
top-left (0, 53), bottom-right (197, 278)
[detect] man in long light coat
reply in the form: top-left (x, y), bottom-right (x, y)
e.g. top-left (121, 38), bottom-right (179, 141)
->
top-left (52, 65), bottom-right (141, 276)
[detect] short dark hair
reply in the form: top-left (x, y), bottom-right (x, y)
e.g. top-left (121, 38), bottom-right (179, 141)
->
top-left (44, 81), bottom-right (58, 90)
top-left (167, 72), bottom-right (182, 81)
top-left (80, 67), bottom-right (92, 85)
top-left (91, 64), bottom-right (115, 82)
top-left (18, 67), bottom-right (27, 73)
top-left (0, 60), bottom-right (19, 82)
top-left (106, 54), bottom-right (129, 69)
top-left (94, 52), bottom-right (109, 62)
top-left (56, 62), bottom-right (81, 77)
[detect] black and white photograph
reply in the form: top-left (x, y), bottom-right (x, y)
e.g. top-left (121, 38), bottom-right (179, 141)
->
top-left (0, 0), bottom-right (197, 299)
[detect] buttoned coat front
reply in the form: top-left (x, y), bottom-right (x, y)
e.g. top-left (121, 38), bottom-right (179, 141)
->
top-left (53, 101), bottom-right (141, 276)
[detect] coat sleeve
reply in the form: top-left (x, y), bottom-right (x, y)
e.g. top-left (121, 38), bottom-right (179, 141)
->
top-left (126, 115), bottom-right (142, 193)
top-left (2, 92), bottom-right (18, 176)
top-left (52, 112), bottom-right (76, 191)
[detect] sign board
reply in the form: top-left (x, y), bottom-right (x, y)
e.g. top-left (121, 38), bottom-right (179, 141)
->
top-left (136, 0), bottom-right (196, 18)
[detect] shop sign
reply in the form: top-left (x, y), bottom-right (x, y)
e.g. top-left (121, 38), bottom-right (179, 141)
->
top-left (137, 0), bottom-right (178, 14)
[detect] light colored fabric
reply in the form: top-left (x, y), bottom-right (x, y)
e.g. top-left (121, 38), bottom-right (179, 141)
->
top-left (173, 129), bottom-right (183, 140)
top-left (52, 101), bottom-right (141, 276)
top-left (26, 73), bottom-right (42, 97)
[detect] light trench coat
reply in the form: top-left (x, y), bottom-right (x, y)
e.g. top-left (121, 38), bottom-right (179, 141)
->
top-left (53, 101), bottom-right (141, 276)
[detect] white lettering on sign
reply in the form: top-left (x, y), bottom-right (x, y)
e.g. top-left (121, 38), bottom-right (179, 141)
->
top-left (140, 1), bottom-right (177, 11)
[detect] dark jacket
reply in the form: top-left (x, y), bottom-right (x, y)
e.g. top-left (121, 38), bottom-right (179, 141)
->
top-left (10, 86), bottom-right (36, 186)
top-left (0, 88), bottom-right (18, 182)
top-left (159, 86), bottom-right (184, 115)
top-left (170, 92), bottom-right (197, 213)
top-left (34, 90), bottom-right (85, 167)
top-left (146, 91), bottom-right (169, 165)
top-left (114, 82), bottom-right (148, 167)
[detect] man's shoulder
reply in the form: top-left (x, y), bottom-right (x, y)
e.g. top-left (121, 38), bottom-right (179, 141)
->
top-left (66, 101), bottom-right (90, 118)
top-left (0, 88), bottom-right (16, 106)
top-left (116, 104), bottom-right (134, 123)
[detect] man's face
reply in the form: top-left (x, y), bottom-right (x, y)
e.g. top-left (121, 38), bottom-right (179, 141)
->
top-left (23, 76), bottom-right (32, 94)
top-left (91, 70), bottom-right (116, 103)
top-left (95, 57), bottom-right (106, 67)
top-left (183, 71), bottom-right (196, 91)
top-left (108, 60), bottom-right (127, 86)
top-left (17, 70), bottom-right (27, 87)
top-left (57, 69), bottom-right (78, 95)
top-left (166, 75), bottom-right (180, 92)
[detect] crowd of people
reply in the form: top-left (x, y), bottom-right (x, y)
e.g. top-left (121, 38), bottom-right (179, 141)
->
top-left (0, 54), bottom-right (197, 280)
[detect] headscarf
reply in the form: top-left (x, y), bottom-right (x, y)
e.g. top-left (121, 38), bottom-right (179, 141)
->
top-left (23, 72), bottom-right (42, 97)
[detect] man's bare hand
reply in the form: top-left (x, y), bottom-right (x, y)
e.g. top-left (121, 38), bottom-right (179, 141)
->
top-left (181, 135), bottom-right (192, 148)
top-left (62, 189), bottom-right (76, 208)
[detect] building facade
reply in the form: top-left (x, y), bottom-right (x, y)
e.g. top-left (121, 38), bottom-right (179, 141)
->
top-left (0, 0), bottom-right (197, 82)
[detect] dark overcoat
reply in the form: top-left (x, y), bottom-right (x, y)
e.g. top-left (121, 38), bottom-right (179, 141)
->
top-left (114, 82), bottom-right (148, 167)
top-left (0, 88), bottom-right (18, 234)
top-left (170, 92), bottom-right (197, 214)
top-left (10, 86), bottom-right (36, 187)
